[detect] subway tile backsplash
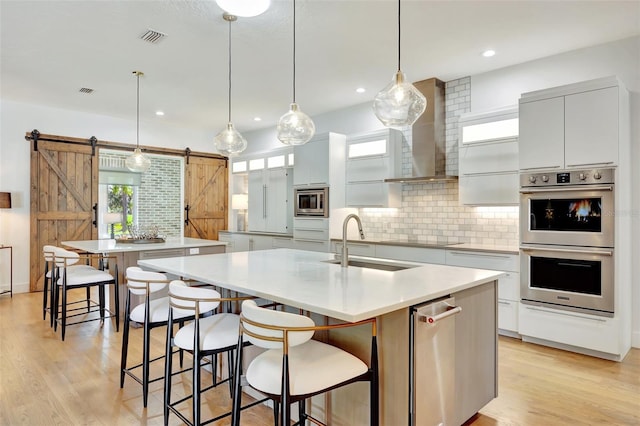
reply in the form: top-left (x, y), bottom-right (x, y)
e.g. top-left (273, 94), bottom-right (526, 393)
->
top-left (358, 76), bottom-right (519, 248)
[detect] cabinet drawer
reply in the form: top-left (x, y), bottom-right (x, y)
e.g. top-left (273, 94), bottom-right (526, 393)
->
top-left (293, 218), bottom-right (328, 230)
top-left (498, 272), bottom-right (520, 301)
top-left (497, 299), bottom-right (519, 332)
top-left (375, 245), bottom-right (445, 264)
top-left (293, 228), bottom-right (329, 241)
top-left (138, 248), bottom-right (186, 259)
top-left (519, 303), bottom-right (621, 355)
top-left (445, 250), bottom-right (518, 272)
top-left (272, 237), bottom-right (294, 249)
top-left (293, 239), bottom-right (329, 252)
top-left (331, 241), bottom-right (376, 257)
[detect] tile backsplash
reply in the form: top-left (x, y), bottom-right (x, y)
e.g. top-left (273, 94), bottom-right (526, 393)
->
top-left (358, 76), bottom-right (519, 247)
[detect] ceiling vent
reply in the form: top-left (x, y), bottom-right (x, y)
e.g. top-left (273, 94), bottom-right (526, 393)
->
top-left (140, 28), bottom-right (167, 44)
top-left (79, 88), bottom-right (94, 94)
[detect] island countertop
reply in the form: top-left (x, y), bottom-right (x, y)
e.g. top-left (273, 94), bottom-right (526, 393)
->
top-left (62, 237), bottom-right (227, 253)
top-left (137, 248), bottom-right (503, 322)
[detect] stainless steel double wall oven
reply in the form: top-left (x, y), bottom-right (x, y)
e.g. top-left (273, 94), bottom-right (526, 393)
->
top-left (519, 169), bottom-right (615, 317)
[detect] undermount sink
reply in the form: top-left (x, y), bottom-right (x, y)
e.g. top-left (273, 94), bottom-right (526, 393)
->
top-left (323, 259), bottom-right (417, 271)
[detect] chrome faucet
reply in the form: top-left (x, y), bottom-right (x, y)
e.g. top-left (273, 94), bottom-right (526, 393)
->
top-left (341, 214), bottom-right (365, 267)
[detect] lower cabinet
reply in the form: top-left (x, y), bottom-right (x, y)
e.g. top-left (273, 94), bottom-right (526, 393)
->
top-left (218, 232), bottom-right (293, 253)
top-left (445, 249), bottom-right (520, 336)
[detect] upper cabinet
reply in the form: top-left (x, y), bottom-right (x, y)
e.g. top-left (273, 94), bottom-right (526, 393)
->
top-left (519, 77), bottom-right (625, 171)
top-left (345, 129), bottom-right (402, 208)
top-left (458, 107), bottom-right (519, 206)
top-left (293, 132), bottom-right (346, 188)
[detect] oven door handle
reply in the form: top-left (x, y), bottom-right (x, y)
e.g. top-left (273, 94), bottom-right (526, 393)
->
top-left (520, 246), bottom-right (613, 256)
top-left (519, 185), bottom-right (613, 194)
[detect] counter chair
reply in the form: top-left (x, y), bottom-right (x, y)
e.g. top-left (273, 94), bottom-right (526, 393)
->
top-left (120, 267), bottom-right (192, 408)
top-left (231, 300), bottom-right (379, 426)
top-left (42, 245), bottom-right (93, 327)
top-left (164, 281), bottom-right (259, 426)
top-left (51, 247), bottom-right (119, 341)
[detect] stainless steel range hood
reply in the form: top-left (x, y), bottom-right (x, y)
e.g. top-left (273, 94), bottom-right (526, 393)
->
top-left (384, 78), bottom-right (458, 183)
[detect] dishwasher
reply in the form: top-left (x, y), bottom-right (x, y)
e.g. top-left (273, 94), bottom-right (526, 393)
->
top-left (409, 296), bottom-right (462, 426)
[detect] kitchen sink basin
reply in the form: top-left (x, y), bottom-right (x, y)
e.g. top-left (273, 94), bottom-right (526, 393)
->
top-left (322, 259), bottom-right (417, 271)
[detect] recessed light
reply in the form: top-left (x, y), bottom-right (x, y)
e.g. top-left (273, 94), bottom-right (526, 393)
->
top-left (356, 87), bottom-right (366, 94)
top-left (253, 117), bottom-right (262, 122)
top-left (155, 111), bottom-right (165, 116)
top-left (482, 49), bottom-right (496, 58)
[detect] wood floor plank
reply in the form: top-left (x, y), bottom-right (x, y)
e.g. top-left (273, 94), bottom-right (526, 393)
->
top-left (1, 292), bottom-right (638, 425)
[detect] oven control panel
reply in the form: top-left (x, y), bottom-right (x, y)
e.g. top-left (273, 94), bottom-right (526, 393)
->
top-left (520, 168), bottom-right (614, 187)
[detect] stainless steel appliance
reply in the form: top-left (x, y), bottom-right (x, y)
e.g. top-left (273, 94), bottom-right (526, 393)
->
top-left (294, 187), bottom-right (328, 217)
top-left (520, 168), bottom-right (615, 317)
top-left (409, 296), bottom-right (461, 426)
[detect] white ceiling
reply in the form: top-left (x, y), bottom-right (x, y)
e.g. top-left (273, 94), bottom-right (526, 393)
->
top-left (2, 0), bottom-right (639, 135)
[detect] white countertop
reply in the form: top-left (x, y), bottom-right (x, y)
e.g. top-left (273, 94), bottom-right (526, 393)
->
top-left (138, 248), bottom-right (503, 322)
top-left (62, 237), bottom-right (227, 253)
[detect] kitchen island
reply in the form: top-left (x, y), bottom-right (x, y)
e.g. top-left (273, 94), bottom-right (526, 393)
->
top-left (138, 248), bottom-right (503, 425)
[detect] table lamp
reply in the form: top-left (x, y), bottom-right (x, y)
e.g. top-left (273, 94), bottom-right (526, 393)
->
top-left (104, 212), bottom-right (123, 239)
top-left (231, 194), bottom-right (248, 231)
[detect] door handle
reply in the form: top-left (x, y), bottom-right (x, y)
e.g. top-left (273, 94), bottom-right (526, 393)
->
top-left (92, 203), bottom-right (98, 228)
top-left (419, 305), bottom-right (462, 324)
top-left (184, 204), bottom-right (190, 226)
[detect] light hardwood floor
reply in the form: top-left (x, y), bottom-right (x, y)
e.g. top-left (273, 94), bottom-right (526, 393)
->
top-left (1, 291), bottom-right (638, 425)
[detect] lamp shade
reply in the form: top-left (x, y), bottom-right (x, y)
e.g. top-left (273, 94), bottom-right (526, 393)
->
top-left (0, 192), bottom-right (11, 209)
top-left (231, 193), bottom-right (248, 210)
top-left (216, 0), bottom-right (270, 17)
top-left (373, 71), bottom-right (426, 128)
top-left (103, 212), bottom-right (123, 224)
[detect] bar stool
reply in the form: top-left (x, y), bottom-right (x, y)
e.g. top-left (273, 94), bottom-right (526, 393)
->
top-left (42, 245), bottom-right (93, 327)
top-left (52, 247), bottom-right (119, 341)
top-left (164, 280), bottom-right (258, 426)
top-left (120, 267), bottom-right (192, 408)
top-left (231, 300), bottom-right (379, 426)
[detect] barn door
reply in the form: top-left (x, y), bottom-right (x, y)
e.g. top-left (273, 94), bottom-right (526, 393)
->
top-left (184, 156), bottom-right (228, 240)
top-left (30, 140), bottom-right (98, 291)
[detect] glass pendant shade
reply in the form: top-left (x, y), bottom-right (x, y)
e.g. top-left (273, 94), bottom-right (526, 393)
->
top-left (125, 148), bottom-right (151, 173)
top-left (214, 122), bottom-right (248, 156)
top-left (277, 103), bottom-right (315, 146)
top-left (216, 0), bottom-right (270, 17)
top-left (373, 71), bottom-right (426, 128)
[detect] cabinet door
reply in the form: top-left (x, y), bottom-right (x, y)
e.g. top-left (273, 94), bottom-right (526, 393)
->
top-left (265, 168), bottom-right (291, 233)
top-left (293, 136), bottom-right (329, 186)
top-left (519, 97), bottom-right (564, 170)
top-left (458, 172), bottom-right (519, 205)
top-left (565, 86), bottom-right (618, 168)
top-left (247, 170), bottom-right (266, 232)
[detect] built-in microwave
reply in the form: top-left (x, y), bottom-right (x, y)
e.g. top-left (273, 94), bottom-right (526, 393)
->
top-left (294, 187), bottom-right (329, 217)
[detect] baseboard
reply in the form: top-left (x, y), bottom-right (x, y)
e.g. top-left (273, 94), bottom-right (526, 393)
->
top-left (521, 335), bottom-right (626, 362)
top-left (632, 330), bottom-right (640, 348)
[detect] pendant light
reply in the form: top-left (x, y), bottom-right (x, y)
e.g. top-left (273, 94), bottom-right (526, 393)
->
top-left (214, 13), bottom-right (248, 157)
top-left (126, 71), bottom-right (152, 173)
top-left (373, 0), bottom-right (426, 128)
top-left (215, 0), bottom-right (270, 17)
top-left (276, 0), bottom-right (315, 146)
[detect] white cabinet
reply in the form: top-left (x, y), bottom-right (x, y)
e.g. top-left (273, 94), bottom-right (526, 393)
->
top-left (329, 241), bottom-right (376, 257)
top-left (519, 77), bottom-right (623, 171)
top-left (374, 244), bottom-right (445, 264)
top-left (445, 249), bottom-right (520, 335)
top-left (219, 232), bottom-right (293, 253)
top-left (248, 168), bottom-right (293, 233)
top-left (293, 218), bottom-right (330, 252)
top-left (293, 132), bottom-right (346, 188)
top-left (345, 129), bottom-right (402, 208)
top-left (458, 107), bottom-right (519, 205)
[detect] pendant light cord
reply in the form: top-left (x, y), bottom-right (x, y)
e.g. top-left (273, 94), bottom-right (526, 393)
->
top-left (228, 18), bottom-right (232, 123)
top-left (136, 72), bottom-right (140, 148)
top-left (397, 0), bottom-right (401, 72)
top-left (292, 0), bottom-right (297, 103)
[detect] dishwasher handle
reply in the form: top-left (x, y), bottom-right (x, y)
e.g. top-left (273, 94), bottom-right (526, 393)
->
top-left (418, 304), bottom-right (462, 324)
